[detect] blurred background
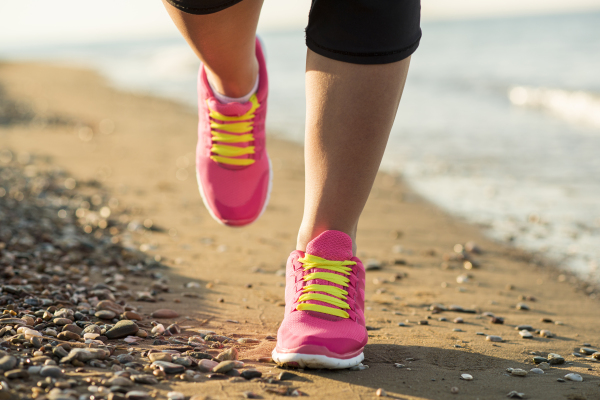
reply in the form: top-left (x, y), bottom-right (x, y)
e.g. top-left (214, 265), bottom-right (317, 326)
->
top-left (1, 0), bottom-right (599, 280)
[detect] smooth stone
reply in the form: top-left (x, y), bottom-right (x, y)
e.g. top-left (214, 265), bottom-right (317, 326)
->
top-left (580, 347), bottom-right (598, 355)
top-left (151, 361), bottom-right (184, 374)
top-left (532, 356), bottom-right (548, 364)
top-left (148, 353), bottom-right (171, 362)
top-left (519, 330), bottom-right (533, 339)
top-left (40, 366), bottom-right (64, 378)
top-left (95, 310), bottom-right (117, 320)
top-left (105, 321), bottom-right (139, 339)
top-left (516, 303), bottom-right (530, 310)
top-left (126, 391), bottom-right (151, 400)
top-left (212, 361), bottom-right (236, 374)
top-left (28, 365), bottom-right (42, 374)
top-left (197, 359), bottom-right (219, 373)
top-left (61, 348), bottom-right (110, 363)
top-left (537, 362), bottom-right (550, 370)
top-left (130, 375), bottom-right (158, 385)
top-left (204, 335), bottom-right (232, 343)
top-left (216, 348), bottom-right (238, 361)
top-left (460, 374), bottom-right (473, 381)
top-left (62, 324), bottom-right (83, 335)
top-left (172, 356), bottom-right (193, 367)
top-left (515, 325), bottom-right (534, 331)
top-left (107, 377), bottom-right (133, 387)
top-left (511, 368), bottom-right (527, 376)
top-left (83, 325), bottom-right (102, 334)
top-left (57, 331), bottom-right (81, 341)
top-left (151, 309), bottom-right (179, 319)
top-left (5, 369), bottom-right (29, 379)
top-left (540, 330), bottom-right (554, 338)
top-left (116, 354), bottom-right (134, 364)
top-left (97, 300), bottom-right (125, 315)
top-left (453, 318), bottom-right (464, 324)
top-left (240, 369), bottom-right (262, 380)
top-left (529, 368), bottom-right (544, 374)
top-left (564, 373), bottom-right (583, 382)
top-left (0, 355), bottom-right (18, 370)
top-left (122, 312), bottom-right (143, 321)
top-left (593, 352), bottom-right (600, 360)
top-left (548, 353), bottom-right (565, 365)
top-left (278, 371), bottom-right (297, 381)
top-left (167, 392), bottom-right (185, 400)
top-left (507, 391), bottom-right (526, 399)
top-left (486, 335), bottom-right (502, 342)
top-left (53, 318), bottom-right (72, 326)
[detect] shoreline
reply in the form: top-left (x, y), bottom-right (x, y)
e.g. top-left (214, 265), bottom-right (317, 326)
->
top-left (1, 61), bottom-right (599, 399)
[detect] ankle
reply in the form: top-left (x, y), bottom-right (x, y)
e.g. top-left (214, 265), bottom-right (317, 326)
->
top-left (205, 58), bottom-right (259, 99)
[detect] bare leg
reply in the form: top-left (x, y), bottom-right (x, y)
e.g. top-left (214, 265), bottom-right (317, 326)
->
top-left (161, 0), bottom-right (263, 97)
top-left (297, 50), bottom-right (411, 254)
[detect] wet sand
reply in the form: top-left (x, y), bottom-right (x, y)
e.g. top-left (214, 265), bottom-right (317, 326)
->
top-left (1, 62), bottom-right (599, 399)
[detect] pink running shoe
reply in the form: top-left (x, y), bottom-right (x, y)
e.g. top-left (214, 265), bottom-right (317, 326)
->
top-left (272, 230), bottom-right (368, 369)
top-left (196, 38), bottom-right (271, 227)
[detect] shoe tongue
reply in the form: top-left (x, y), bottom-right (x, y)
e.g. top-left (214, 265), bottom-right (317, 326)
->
top-left (207, 97), bottom-right (253, 117)
top-left (305, 230), bottom-right (353, 261)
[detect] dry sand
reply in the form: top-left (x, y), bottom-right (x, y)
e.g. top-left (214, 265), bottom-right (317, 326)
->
top-left (1, 62), bottom-right (599, 399)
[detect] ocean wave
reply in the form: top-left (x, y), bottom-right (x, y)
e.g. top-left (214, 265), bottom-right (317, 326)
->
top-left (508, 86), bottom-right (600, 129)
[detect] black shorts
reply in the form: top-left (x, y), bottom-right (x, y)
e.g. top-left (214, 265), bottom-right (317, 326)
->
top-left (165, 0), bottom-right (421, 64)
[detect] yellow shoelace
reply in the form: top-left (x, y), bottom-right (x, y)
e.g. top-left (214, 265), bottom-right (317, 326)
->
top-left (296, 253), bottom-right (357, 318)
top-left (207, 94), bottom-right (260, 166)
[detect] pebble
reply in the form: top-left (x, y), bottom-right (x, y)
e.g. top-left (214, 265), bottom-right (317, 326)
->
top-left (241, 369), bottom-right (262, 380)
top-left (57, 331), bottom-right (81, 341)
top-left (540, 330), bottom-right (554, 338)
top-left (97, 300), bottom-right (125, 315)
top-left (213, 361), bottom-right (236, 374)
top-left (593, 352), bottom-right (600, 360)
top-left (167, 392), bottom-right (185, 400)
top-left (418, 320), bottom-right (428, 325)
top-left (532, 356), bottom-right (548, 364)
top-left (460, 373), bottom-right (473, 381)
top-left (547, 353), bottom-right (565, 365)
top-left (516, 303), bottom-right (530, 310)
top-left (151, 309), bottom-right (180, 319)
top-left (453, 317), bottom-right (464, 324)
top-left (95, 310), bottom-right (117, 320)
top-left (506, 391), bottom-right (526, 399)
top-left (0, 355), bottom-right (18, 371)
top-left (197, 359), bottom-right (219, 373)
top-left (486, 335), bottom-right (503, 342)
top-left (151, 361), bottom-right (185, 374)
top-left (105, 321), bottom-right (139, 339)
top-left (515, 325), bottom-right (534, 331)
top-left (278, 371), bottom-right (297, 381)
top-left (511, 369), bottom-right (527, 377)
top-left (450, 387), bottom-right (459, 394)
top-left (376, 388), bottom-right (387, 397)
top-left (148, 353), bottom-right (172, 362)
top-left (557, 378), bottom-right (565, 382)
top-left (40, 366), bottom-right (64, 378)
top-left (130, 375), bottom-right (158, 385)
top-left (519, 330), bottom-right (533, 339)
top-left (106, 377), bottom-right (134, 387)
top-left (349, 363), bottom-right (369, 371)
top-left (216, 347), bottom-right (238, 361)
top-left (529, 368), bottom-right (544, 374)
top-left (126, 391), bottom-right (151, 400)
top-left (564, 373), bottom-right (583, 382)
top-left (580, 347), bottom-right (598, 355)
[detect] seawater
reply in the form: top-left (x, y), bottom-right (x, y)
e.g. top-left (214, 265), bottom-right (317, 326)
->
top-left (2, 12), bottom-right (599, 282)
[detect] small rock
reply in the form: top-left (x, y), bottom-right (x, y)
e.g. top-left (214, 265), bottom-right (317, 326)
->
top-left (540, 330), bottom-right (554, 338)
top-left (107, 376), bottom-right (134, 387)
top-left (453, 318), bottom-right (464, 324)
top-left (506, 391), bottom-right (525, 399)
top-left (241, 369), bottom-right (262, 380)
top-left (451, 387), bottom-right (459, 394)
top-left (580, 347), bottom-right (598, 355)
top-left (167, 392), bottom-right (185, 400)
top-left (278, 371), bottom-right (297, 381)
top-left (40, 366), bottom-right (64, 378)
top-left (556, 378), bottom-right (565, 382)
top-left (151, 361), bottom-right (185, 374)
top-left (537, 362), bottom-right (550, 370)
top-left (564, 373), bottom-right (583, 382)
top-left (130, 375), bottom-right (158, 385)
top-left (151, 309), bottom-right (179, 319)
top-left (376, 388), bottom-right (387, 397)
top-left (126, 391), bottom-right (151, 400)
top-left (486, 335), bottom-right (502, 342)
top-left (57, 331), bottom-right (81, 341)
top-left (53, 318), bottom-right (72, 326)
top-left (460, 373), bottom-right (473, 381)
top-left (216, 347), bottom-right (238, 361)
top-left (515, 325), bottom-right (534, 331)
top-left (548, 353), bottom-right (565, 365)
top-left (105, 320), bottom-right (139, 339)
top-left (212, 360), bottom-right (236, 374)
top-left (97, 300), bottom-right (125, 315)
top-left (516, 303), bottom-right (529, 311)
top-left (95, 310), bottom-right (117, 320)
top-left (519, 330), bottom-right (533, 339)
top-left (529, 368), bottom-right (544, 374)
top-left (0, 355), bottom-right (18, 370)
top-left (197, 359), bottom-right (219, 373)
top-left (418, 320), bottom-right (428, 325)
top-left (511, 369), bottom-right (527, 377)
top-left (532, 356), bottom-right (548, 364)
top-left (148, 353), bottom-right (172, 362)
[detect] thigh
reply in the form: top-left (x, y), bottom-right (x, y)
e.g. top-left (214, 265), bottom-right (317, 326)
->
top-left (306, 0), bottom-right (422, 64)
top-left (165, 0), bottom-right (244, 14)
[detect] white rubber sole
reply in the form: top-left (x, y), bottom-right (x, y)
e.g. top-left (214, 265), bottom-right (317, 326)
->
top-left (271, 348), bottom-right (364, 369)
top-left (196, 157), bottom-right (273, 227)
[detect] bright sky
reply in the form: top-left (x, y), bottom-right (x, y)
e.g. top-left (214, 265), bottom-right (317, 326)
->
top-left (1, 0), bottom-right (599, 46)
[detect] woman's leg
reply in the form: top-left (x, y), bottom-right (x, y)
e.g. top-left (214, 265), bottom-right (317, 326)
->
top-left (297, 50), bottom-right (411, 254)
top-left (161, 0), bottom-right (264, 97)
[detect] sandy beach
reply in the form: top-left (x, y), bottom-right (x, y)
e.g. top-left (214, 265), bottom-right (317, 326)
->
top-left (1, 62), bottom-right (599, 399)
